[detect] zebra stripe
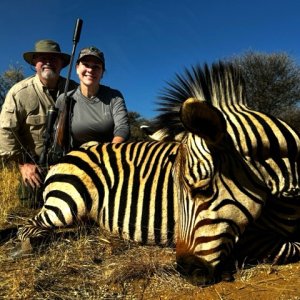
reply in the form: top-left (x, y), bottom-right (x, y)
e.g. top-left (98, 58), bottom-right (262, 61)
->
top-left (17, 62), bottom-right (300, 284)
top-left (153, 62), bottom-right (300, 267)
top-left (19, 142), bottom-right (180, 247)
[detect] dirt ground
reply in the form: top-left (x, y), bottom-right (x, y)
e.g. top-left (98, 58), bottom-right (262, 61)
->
top-left (0, 172), bottom-right (300, 300)
top-left (1, 219), bottom-right (300, 300)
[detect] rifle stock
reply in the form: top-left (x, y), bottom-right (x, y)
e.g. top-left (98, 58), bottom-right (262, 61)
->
top-left (53, 18), bottom-right (82, 156)
top-left (41, 18), bottom-right (83, 165)
top-left (39, 105), bottom-right (57, 166)
top-left (53, 97), bottom-right (71, 154)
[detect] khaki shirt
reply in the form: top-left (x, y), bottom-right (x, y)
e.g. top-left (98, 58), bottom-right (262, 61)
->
top-left (0, 74), bottom-right (77, 162)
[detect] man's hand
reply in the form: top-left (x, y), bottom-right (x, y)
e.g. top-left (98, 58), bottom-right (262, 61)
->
top-left (18, 163), bottom-right (43, 189)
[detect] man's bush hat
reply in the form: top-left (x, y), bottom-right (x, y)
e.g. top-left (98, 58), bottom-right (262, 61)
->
top-left (23, 39), bottom-right (70, 68)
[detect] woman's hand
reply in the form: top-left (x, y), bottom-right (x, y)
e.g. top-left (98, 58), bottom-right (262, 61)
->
top-left (112, 136), bottom-right (125, 143)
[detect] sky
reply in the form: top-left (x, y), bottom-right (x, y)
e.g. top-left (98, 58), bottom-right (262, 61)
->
top-left (1, 0), bottom-right (300, 119)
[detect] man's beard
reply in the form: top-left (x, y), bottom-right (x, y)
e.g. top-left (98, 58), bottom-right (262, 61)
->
top-left (41, 68), bottom-right (58, 80)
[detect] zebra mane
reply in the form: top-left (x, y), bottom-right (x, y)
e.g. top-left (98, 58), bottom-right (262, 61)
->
top-left (153, 61), bottom-right (247, 138)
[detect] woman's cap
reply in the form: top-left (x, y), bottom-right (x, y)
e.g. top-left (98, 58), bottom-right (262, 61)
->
top-left (77, 46), bottom-right (105, 69)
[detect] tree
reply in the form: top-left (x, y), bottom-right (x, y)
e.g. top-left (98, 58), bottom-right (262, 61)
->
top-left (279, 107), bottom-right (300, 133)
top-left (0, 65), bottom-right (24, 109)
top-left (128, 111), bottom-right (151, 141)
top-left (231, 52), bottom-right (300, 119)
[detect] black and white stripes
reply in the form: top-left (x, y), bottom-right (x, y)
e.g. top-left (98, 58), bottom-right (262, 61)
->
top-left (17, 62), bottom-right (300, 284)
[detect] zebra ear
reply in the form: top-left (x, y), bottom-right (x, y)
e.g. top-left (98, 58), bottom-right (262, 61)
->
top-left (180, 98), bottom-right (227, 144)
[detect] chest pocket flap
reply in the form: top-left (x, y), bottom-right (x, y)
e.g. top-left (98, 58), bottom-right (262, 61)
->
top-left (26, 115), bottom-right (47, 125)
top-left (0, 106), bottom-right (16, 128)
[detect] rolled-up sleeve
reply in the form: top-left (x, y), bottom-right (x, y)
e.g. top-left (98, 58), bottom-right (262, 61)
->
top-left (111, 92), bottom-right (130, 141)
top-left (0, 90), bottom-right (22, 158)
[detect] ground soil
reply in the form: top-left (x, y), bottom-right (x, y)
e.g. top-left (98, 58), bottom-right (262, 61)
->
top-left (1, 213), bottom-right (300, 300)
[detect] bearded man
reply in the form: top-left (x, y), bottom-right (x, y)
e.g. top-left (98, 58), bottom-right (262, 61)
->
top-left (0, 39), bottom-right (77, 207)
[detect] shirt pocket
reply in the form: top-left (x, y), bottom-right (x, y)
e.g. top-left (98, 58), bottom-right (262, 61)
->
top-left (26, 114), bottom-right (47, 126)
top-left (0, 107), bottom-right (17, 128)
top-left (26, 114), bottom-right (47, 141)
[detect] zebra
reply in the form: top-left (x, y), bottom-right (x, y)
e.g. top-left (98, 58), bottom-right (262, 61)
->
top-left (15, 62), bottom-right (300, 285)
top-left (150, 63), bottom-right (300, 265)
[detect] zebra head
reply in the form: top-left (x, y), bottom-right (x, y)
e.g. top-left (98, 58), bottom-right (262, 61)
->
top-left (174, 98), bottom-right (266, 284)
top-left (146, 62), bottom-right (268, 284)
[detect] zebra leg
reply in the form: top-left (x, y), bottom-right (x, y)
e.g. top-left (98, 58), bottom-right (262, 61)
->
top-left (235, 193), bottom-right (300, 265)
top-left (12, 200), bottom-right (80, 257)
top-left (17, 214), bottom-right (53, 241)
top-left (235, 224), bottom-right (300, 265)
top-left (265, 220), bottom-right (300, 264)
top-left (17, 174), bottom-right (92, 241)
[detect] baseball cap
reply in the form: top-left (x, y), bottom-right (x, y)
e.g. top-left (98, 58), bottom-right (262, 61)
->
top-left (77, 46), bottom-right (105, 69)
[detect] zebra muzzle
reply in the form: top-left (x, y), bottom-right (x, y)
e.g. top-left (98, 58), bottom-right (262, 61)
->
top-left (176, 253), bottom-right (215, 286)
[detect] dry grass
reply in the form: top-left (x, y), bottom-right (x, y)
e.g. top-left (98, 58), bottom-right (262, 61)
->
top-left (1, 165), bottom-right (300, 299)
top-left (0, 162), bottom-right (19, 225)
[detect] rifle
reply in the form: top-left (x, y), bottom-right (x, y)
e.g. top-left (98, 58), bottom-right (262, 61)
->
top-left (39, 105), bottom-right (57, 165)
top-left (39, 18), bottom-right (83, 166)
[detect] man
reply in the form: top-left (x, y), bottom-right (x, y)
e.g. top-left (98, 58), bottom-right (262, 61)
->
top-left (0, 39), bottom-right (77, 207)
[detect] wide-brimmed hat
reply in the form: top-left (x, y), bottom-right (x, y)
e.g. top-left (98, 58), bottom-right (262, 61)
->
top-left (77, 46), bottom-right (105, 70)
top-left (23, 39), bottom-right (71, 68)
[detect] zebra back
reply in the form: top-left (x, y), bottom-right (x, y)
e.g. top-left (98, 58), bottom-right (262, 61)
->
top-left (16, 61), bottom-right (300, 285)
top-left (22, 141), bottom-right (180, 246)
top-left (153, 61), bottom-right (300, 197)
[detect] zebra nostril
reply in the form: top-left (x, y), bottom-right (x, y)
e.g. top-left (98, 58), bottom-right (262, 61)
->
top-left (176, 254), bottom-right (215, 285)
top-left (191, 267), bottom-right (214, 286)
top-left (176, 253), bottom-right (199, 275)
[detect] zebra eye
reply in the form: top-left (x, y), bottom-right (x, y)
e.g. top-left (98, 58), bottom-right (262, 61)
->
top-left (191, 183), bottom-right (213, 198)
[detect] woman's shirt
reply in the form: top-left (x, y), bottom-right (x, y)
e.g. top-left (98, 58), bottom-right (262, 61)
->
top-left (56, 85), bottom-right (130, 148)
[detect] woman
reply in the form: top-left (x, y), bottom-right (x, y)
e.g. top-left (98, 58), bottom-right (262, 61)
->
top-left (56, 46), bottom-right (130, 149)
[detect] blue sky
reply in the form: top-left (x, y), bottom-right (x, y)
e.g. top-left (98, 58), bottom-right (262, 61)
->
top-left (1, 0), bottom-right (300, 118)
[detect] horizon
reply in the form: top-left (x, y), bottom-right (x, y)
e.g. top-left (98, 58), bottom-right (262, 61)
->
top-left (1, 0), bottom-right (300, 118)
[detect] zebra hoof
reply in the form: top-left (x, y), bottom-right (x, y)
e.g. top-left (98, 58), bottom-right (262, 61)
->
top-left (11, 238), bottom-right (33, 258)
